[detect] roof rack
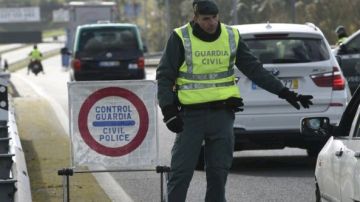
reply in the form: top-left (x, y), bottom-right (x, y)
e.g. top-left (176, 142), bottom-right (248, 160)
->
top-left (305, 22), bottom-right (317, 31)
top-left (97, 20), bottom-right (111, 24)
top-left (265, 21), bottom-right (272, 29)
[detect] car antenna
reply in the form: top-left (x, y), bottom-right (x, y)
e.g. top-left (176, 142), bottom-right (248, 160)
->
top-left (266, 21), bottom-right (272, 29)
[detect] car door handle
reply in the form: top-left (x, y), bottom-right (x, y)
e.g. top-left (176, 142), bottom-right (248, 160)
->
top-left (335, 150), bottom-right (343, 157)
top-left (355, 152), bottom-right (360, 158)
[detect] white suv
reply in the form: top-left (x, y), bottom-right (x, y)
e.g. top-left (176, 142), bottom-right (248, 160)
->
top-left (232, 23), bottom-right (351, 155)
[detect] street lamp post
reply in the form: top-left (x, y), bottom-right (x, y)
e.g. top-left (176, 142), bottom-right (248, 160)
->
top-left (291, 0), bottom-right (296, 23)
top-left (165, 0), bottom-right (171, 39)
top-left (232, 0), bottom-right (238, 25)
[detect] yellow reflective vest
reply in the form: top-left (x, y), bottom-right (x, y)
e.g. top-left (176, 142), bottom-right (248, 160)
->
top-left (30, 49), bottom-right (42, 60)
top-left (174, 23), bottom-right (241, 105)
top-left (336, 37), bottom-right (347, 46)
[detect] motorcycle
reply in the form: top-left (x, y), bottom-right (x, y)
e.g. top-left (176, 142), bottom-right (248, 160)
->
top-left (28, 59), bottom-right (43, 76)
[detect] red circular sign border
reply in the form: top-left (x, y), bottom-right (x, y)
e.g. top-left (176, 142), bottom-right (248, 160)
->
top-left (78, 87), bottom-right (149, 157)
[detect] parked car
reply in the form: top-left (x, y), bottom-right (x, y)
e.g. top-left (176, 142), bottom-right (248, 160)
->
top-left (332, 29), bottom-right (360, 94)
top-left (196, 22), bottom-right (351, 170)
top-left (301, 86), bottom-right (360, 202)
top-left (70, 22), bottom-right (146, 81)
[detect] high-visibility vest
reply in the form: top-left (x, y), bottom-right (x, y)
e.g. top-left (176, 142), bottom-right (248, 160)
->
top-left (174, 23), bottom-right (241, 105)
top-left (30, 49), bottom-right (42, 60)
top-left (336, 37), bottom-right (347, 46)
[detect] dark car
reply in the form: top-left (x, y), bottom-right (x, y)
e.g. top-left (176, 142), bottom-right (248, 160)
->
top-left (70, 22), bottom-right (146, 81)
top-left (333, 29), bottom-right (360, 94)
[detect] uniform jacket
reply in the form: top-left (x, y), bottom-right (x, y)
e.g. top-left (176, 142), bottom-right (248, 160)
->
top-left (156, 21), bottom-right (284, 109)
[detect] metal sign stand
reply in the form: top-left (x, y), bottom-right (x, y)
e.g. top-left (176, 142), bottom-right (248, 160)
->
top-left (58, 165), bottom-right (170, 202)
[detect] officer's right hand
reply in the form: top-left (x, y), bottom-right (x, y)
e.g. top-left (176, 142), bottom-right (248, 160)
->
top-left (161, 105), bottom-right (183, 133)
top-left (225, 97), bottom-right (244, 112)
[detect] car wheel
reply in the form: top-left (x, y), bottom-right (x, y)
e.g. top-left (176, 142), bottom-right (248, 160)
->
top-left (315, 183), bottom-right (321, 202)
top-left (306, 146), bottom-right (322, 157)
top-left (195, 146), bottom-right (205, 171)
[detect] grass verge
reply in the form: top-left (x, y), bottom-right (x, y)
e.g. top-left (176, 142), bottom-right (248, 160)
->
top-left (13, 98), bottom-right (111, 202)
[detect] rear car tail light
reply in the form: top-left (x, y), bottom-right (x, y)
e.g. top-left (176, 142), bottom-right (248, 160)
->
top-left (137, 57), bottom-right (145, 69)
top-left (332, 67), bottom-right (345, 90)
top-left (72, 59), bottom-right (81, 71)
top-left (310, 67), bottom-right (345, 90)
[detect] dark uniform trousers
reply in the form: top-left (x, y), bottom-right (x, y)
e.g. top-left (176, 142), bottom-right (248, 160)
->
top-left (167, 107), bottom-right (235, 202)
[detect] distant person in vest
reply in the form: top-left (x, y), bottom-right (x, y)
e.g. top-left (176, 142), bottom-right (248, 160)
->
top-left (156, 0), bottom-right (314, 201)
top-left (28, 44), bottom-right (44, 75)
top-left (335, 25), bottom-right (348, 46)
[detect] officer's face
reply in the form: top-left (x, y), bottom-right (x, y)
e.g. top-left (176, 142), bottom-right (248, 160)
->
top-left (194, 14), bottom-right (219, 34)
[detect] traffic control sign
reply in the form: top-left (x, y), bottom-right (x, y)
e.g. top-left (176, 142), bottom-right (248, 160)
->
top-left (68, 81), bottom-right (158, 169)
top-left (78, 87), bottom-right (149, 156)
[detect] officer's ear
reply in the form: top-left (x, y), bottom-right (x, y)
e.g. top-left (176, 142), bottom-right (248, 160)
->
top-left (193, 13), bottom-right (198, 22)
top-left (193, 16), bottom-right (197, 24)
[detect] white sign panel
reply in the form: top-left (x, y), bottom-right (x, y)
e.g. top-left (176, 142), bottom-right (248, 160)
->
top-left (68, 80), bottom-right (158, 169)
top-left (0, 7), bottom-right (40, 23)
top-left (52, 9), bottom-right (69, 22)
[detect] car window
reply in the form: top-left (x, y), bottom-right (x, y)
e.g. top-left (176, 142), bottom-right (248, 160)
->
top-left (245, 38), bottom-right (329, 64)
top-left (78, 27), bottom-right (139, 55)
top-left (346, 34), bottom-right (360, 53)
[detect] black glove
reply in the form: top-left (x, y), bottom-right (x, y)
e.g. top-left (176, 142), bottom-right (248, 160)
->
top-left (278, 88), bottom-right (313, 110)
top-left (297, 94), bottom-right (313, 108)
top-left (161, 105), bottom-right (183, 133)
top-left (225, 97), bottom-right (244, 112)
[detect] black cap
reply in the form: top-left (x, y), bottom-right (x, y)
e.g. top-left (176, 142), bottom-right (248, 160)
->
top-left (193, 0), bottom-right (219, 15)
top-left (335, 25), bottom-right (346, 34)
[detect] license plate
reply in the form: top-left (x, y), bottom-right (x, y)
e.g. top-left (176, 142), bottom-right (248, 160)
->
top-left (282, 79), bottom-right (298, 89)
top-left (99, 61), bottom-right (120, 67)
top-left (252, 79), bottom-right (298, 90)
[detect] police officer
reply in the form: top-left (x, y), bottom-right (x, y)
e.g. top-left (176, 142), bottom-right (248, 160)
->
top-left (156, 1), bottom-right (313, 201)
top-left (335, 25), bottom-right (348, 46)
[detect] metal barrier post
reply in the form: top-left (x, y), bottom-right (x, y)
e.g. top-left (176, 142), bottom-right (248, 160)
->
top-left (156, 166), bottom-right (170, 202)
top-left (58, 168), bottom-right (73, 202)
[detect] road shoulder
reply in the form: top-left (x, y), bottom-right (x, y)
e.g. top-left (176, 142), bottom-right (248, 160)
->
top-left (12, 92), bottom-right (111, 201)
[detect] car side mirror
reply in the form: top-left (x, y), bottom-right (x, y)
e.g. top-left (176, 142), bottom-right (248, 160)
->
top-left (143, 44), bottom-right (148, 53)
top-left (338, 44), bottom-right (347, 54)
top-left (301, 117), bottom-right (333, 137)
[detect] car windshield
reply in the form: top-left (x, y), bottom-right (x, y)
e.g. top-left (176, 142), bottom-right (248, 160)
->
top-left (78, 27), bottom-right (139, 56)
top-left (245, 38), bottom-right (329, 64)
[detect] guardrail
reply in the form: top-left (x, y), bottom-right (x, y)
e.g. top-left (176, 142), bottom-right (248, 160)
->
top-left (145, 58), bottom-right (160, 68)
top-left (0, 45), bottom-right (30, 55)
top-left (144, 51), bottom-right (163, 58)
top-left (144, 51), bottom-right (162, 68)
top-left (0, 74), bottom-right (31, 202)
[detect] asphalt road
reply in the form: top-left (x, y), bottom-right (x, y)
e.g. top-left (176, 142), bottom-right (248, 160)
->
top-left (11, 53), bottom-right (317, 202)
